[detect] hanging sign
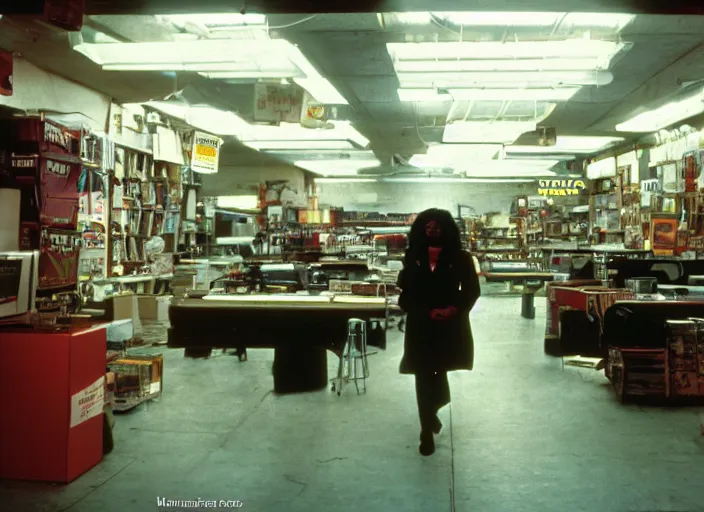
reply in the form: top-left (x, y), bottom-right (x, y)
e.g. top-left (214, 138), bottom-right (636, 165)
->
top-left (70, 376), bottom-right (105, 428)
top-left (537, 179), bottom-right (588, 196)
top-left (253, 83), bottom-right (303, 124)
top-left (190, 131), bottom-right (221, 174)
top-left (0, 49), bottom-right (12, 96)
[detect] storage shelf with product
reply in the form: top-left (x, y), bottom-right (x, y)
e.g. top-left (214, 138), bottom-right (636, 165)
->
top-left (1, 117), bottom-right (86, 319)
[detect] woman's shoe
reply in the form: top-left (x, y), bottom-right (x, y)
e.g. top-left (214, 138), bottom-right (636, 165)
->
top-left (432, 415), bottom-right (442, 435)
top-left (419, 431), bottom-right (435, 456)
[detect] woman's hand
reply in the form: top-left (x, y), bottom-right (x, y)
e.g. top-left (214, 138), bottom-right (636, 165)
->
top-left (430, 309), bottom-right (446, 321)
top-left (430, 307), bottom-right (457, 321)
top-left (443, 306), bottom-right (458, 318)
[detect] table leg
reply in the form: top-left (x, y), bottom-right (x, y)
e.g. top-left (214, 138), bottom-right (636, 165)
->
top-left (521, 292), bottom-right (536, 319)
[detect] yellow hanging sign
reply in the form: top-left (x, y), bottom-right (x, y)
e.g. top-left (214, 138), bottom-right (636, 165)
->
top-left (537, 179), bottom-right (588, 196)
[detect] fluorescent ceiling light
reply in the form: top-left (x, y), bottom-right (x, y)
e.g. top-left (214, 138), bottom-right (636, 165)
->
top-left (75, 39), bottom-right (295, 70)
top-left (385, 12), bottom-right (433, 25)
top-left (615, 89), bottom-right (704, 133)
top-left (286, 45), bottom-right (347, 104)
top-left (294, 159), bottom-right (381, 176)
top-left (409, 144), bottom-right (504, 167)
top-left (438, 12), bottom-right (561, 26)
top-left (434, 12), bottom-right (634, 31)
top-left (247, 140), bottom-right (357, 151)
top-left (73, 39), bottom-right (347, 105)
top-left (447, 88), bottom-right (580, 102)
top-left (201, 71), bottom-right (299, 79)
top-left (398, 71), bottom-right (613, 88)
top-left (238, 121), bottom-right (368, 148)
top-left (275, 150), bottom-right (376, 161)
top-left (443, 121), bottom-right (536, 144)
top-left (387, 40), bottom-right (628, 62)
top-left (315, 178), bottom-right (378, 183)
top-left (162, 13), bottom-right (267, 28)
top-left (507, 136), bottom-right (624, 154)
top-left (397, 89), bottom-right (452, 102)
top-left (143, 101), bottom-right (249, 136)
top-left (395, 58), bottom-right (616, 73)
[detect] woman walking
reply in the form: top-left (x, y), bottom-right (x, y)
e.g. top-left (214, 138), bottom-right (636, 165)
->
top-left (397, 208), bottom-right (481, 456)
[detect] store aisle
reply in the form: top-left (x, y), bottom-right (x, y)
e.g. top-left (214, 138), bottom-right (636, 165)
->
top-left (1, 295), bottom-right (704, 512)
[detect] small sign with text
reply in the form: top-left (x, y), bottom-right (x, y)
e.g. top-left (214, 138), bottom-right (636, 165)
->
top-left (157, 497), bottom-right (243, 509)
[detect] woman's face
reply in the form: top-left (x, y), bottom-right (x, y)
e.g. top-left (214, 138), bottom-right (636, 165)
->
top-left (425, 220), bottom-right (441, 242)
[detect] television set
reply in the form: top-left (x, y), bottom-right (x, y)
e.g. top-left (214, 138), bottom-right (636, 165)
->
top-left (0, 251), bottom-right (39, 322)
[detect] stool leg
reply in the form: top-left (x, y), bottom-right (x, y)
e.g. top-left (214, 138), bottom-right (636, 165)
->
top-left (354, 354), bottom-right (360, 395)
top-left (362, 324), bottom-right (369, 379)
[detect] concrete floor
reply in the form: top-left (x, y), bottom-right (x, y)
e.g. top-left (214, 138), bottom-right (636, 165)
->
top-left (2, 292), bottom-right (704, 512)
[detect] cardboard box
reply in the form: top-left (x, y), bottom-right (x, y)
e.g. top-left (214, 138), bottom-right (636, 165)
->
top-left (110, 293), bottom-right (136, 321)
top-left (138, 295), bottom-right (172, 321)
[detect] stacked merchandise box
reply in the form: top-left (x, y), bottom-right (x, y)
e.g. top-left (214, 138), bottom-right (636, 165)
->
top-left (610, 348), bottom-right (667, 400)
top-left (669, 319), bottom-right (704, 397)
top-left (107, 354), bottom-right (163, 411)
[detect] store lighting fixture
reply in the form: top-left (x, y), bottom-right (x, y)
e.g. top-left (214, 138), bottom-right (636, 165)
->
top-left (409, 144), bottom-right (504, 167)
top-left (447, 88), bottom-right (580, 102)
top-left (443, 121), bottom-right (537, 144)
top-left (395, 58), bottom-right (618, 74)
top-left (160, 13), bottom-right (267, 28)
top-left (387, 40), bottom-right (628, 63)
top-left (386, 12), bottom-right (634, 32)
top-left (615, 89), bottom-right (704, 133)
top-left (293, 159), bottom-right (382, 176)
top-left (398, 87), bottom-right (578, 103)
top-left (507, 136), bottom-right (624, 154)
top-left (389, 39), bottom-right (626, 94)
top-left (287, 45), bottom-right (347, 104)
top-left (274, 150), bottom-right (377, 161)
top-left (73, 39), bottom-right (347, 105)
top-left (239, 121), bottom-right (369, 148)
top-left (434, 12), bottom-right (635, 31)
top-left (247, 140), bottom-right (358, 151)
top-left (397, 70), bottom-right (613, 88)
top-left (143, 101), bottom-right (249, 136)
top-left (200, 70), bottom-right (300, 79)
top-left (75, 39), bottom-right (291, 70)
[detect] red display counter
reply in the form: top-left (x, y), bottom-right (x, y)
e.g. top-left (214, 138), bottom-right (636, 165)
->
top-left (0, 326), bottom-right (106, 483)
top-left (545, 282), bottom-right (635, 356)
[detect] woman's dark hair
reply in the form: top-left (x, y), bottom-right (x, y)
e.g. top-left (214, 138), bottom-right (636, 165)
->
top-left (404, 208), bottom-right (462, 263)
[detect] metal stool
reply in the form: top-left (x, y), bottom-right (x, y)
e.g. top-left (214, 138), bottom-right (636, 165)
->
top-left (331, 319), bottom-right (370, 396)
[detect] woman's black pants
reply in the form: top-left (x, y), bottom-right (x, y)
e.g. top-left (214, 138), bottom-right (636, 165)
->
top-left (415, 371), bottom-right (451, 433)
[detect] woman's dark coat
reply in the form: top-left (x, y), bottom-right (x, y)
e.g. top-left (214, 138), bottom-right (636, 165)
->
top-left (397, 250), bottom-right (480, 374)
